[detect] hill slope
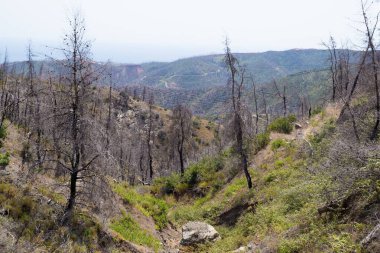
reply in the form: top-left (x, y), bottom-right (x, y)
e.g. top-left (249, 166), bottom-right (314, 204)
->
top-left (129, 69), bottom-right (331, 118)
top-left (8, 49), bottom-right (332, 89)
top-left (133, 49), bottom-right (332, 89)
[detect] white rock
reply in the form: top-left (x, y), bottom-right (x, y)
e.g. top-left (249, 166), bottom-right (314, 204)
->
top-left (180, 221), bottom-right (220, 245)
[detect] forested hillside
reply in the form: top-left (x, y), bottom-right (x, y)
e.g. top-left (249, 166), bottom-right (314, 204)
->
top-left (128, 69), bottom-right (331, 118)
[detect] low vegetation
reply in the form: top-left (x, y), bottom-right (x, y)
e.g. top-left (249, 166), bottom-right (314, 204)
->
top-left (113, 183), bottom-right (169, 230)
top-left (110, 213), bottom-right (161, 251)
top-left (0, 151), bottom-right (10, 167)
top-left (268, 115), bottom-right (297, 134)
top-left (252, 131), bottom-right (270, 154)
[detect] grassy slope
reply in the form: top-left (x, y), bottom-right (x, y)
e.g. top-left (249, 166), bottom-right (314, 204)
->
top-left (151, 105), bottom-right (370, 252)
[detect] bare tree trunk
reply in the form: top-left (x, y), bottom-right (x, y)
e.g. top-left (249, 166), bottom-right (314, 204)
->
top-left (235, 113), bottom-right (252, 188)
top-left (325, 36), bottom-right (338, 101)
top-left (106, 76), bottom-right (112, 150)
top-left (261, 89), bottom-right (269, 130)
top-left (273, 80), bottom-right (287, 117)
top-left (178, 142), bottom-right (184, 175)
top-left (147, 95), bottom-right (154, 181)
top-left (362, 1), bottom-right (380, 140)
top-left (251, 79), bottom-right (259, 134)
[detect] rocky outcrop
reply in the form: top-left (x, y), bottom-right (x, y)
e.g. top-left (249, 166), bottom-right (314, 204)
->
top-left (180, 221), bottom-right (220, 245)
top-left (361, 223), bottom-right (380, 252)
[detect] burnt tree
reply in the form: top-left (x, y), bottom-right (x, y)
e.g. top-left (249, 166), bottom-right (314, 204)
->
top-left (224, 39), bottom-right (253, 189)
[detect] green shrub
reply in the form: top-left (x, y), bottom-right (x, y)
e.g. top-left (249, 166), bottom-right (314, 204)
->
top-left (0, 125), bottom-right (6, 139)
top-left (153, 154), bottom-right (226, 198)
top-left (274, 159), bottom-right (285, 169)
top-left (111, 214), bottom-right (161, 251)
top-left (253, 132), bottom-right (270, 154)
top-left (0, 152), bottom-right (10, 166)
top-left (160, 173), bottom-right (181, 194)
top-left (284, 191), bottom-right (305, 213)
top-left (268, 115), bottom-right (296, 134)
top-left (271, 139), bottom-right (286, 151)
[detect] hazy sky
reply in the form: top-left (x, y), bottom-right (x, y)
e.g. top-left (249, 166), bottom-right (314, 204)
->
top-left (0, 0), bottom-right (378, 63)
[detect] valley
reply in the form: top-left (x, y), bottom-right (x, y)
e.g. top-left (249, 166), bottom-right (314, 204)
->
top-left (1, 1), bottom-right (380, 253)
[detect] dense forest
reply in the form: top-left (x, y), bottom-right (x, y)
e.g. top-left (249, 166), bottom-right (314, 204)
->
top-left (1, 1), bottom-right (380, 253)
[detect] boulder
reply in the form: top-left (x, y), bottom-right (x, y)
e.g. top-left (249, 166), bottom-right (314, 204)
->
top-left (294, 123), bottom-right (302, 129)
top-left (180, 221), bottom-right (220, 245)
top-left (361, 223), bottom-right (380, 252)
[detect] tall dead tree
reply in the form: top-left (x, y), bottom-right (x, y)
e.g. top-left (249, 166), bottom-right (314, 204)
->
top-left (142, 86), bottom-right (147, 102)
top-left (25, 45), bottom-right (44, 167)
top-left (106, 72), bottom-right (112, 151)
top-left (58, 13), bottom-right (99, 224)
top-left (337, 47), bottom-right (351, 96)
top-left (224, 39), bottom-right (253, 189)
top-left (170, 104), bottom-right (192, 175)
top-left (324, 36), bottom-right (338, 102)
top-left (261, 88), bottom-right (269, 130)
top-left (147, 94), bottom-right (154, 181)
top-left (273, 80), bottom-right (287, 117)
top-left (361, 0), bottom-right (380, 140)
top-left (249, 76), bottom-right (259, 134)
top-left (0, 52), bottom-right (9, 128)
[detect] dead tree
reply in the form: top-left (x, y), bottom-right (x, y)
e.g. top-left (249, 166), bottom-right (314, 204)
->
top-left (261, 88), bottom-right (269, 130)
top-left (224, 39), bottom-right (253, 189)
top-left (142, 86), bottom-right (147, 102)
top-left (339, 46), bottom-right (370, 120)
top-left (170, 104), bottom-right (192, 175)
top-left (361, 0), bottom-right (380, 140)
top-left (25, 45), bottom-right (44, 168)
top-left (57, 13), bottom-right (99, 224)
top-left (249, 76), bottom-right (259, 134)
top-left (106, 73), bottom-right (112, 151)
top-left (337, 47), bottom-right (351, 96)
top-left (147, 94), bottom-right (154, 181)
top-left (324, 36), bottom-right (338, 102)
top-left (0, 52), bottom-right (9, 128)
top-left (273, 80), bottom-right (287, 117)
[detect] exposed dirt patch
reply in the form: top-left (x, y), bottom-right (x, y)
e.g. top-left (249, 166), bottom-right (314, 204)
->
top-left (159, 222), bottom-right (182, 252)
top-left (216, 201), bottom-right (257, 227)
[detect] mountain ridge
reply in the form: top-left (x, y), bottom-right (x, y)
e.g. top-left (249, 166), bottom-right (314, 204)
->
top-left (7, 49), bottom-right (337, 89)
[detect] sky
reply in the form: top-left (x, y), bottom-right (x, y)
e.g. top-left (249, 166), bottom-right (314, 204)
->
top-left (0, 0), bottom-right (378, 63)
